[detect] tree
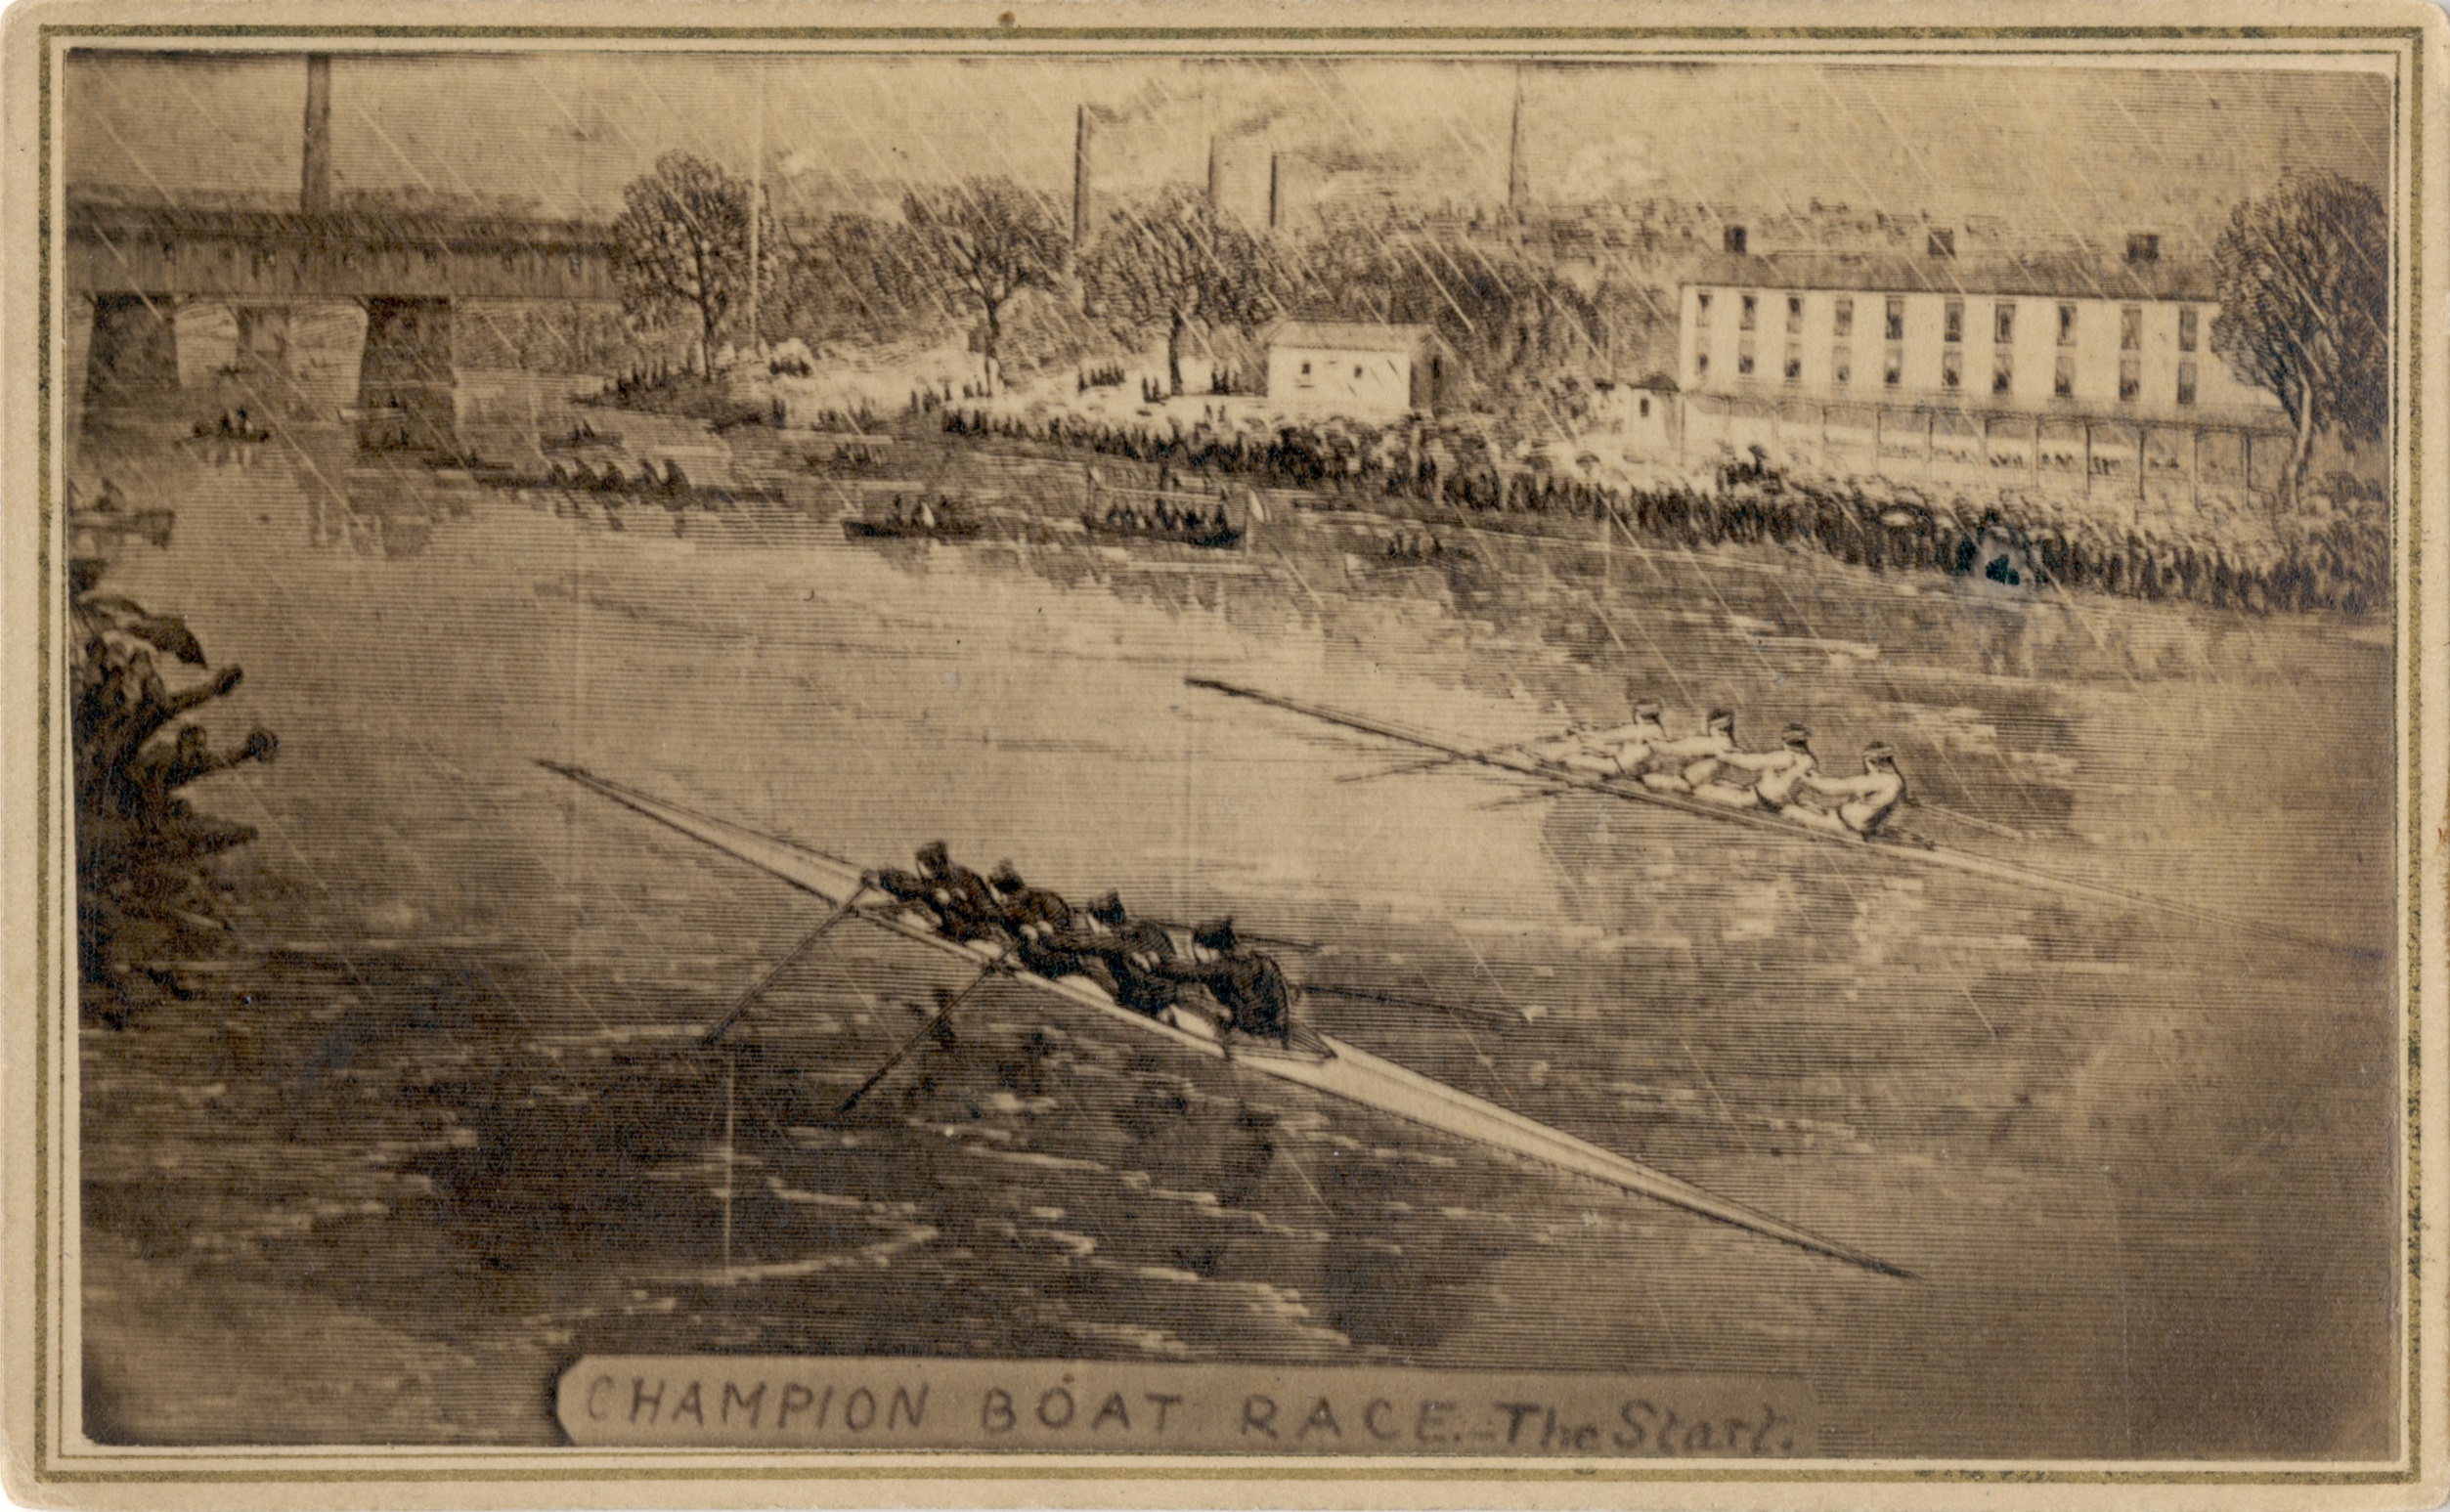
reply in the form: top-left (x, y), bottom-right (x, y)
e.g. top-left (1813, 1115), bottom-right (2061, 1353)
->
top-left (900, 178), bottom-right (1069, 394)
top-left (613, 151), bottom-right (777, 378)
top-left (775, 211), bottom-right (942, 347)
top-left (2212, 170), bottom-right (2389, 502)
top-left (1081, 190), bottom-right (1284, 396)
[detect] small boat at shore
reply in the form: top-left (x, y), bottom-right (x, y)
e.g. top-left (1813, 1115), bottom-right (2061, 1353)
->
top-left (1079, 511), bottom-right (1243, 550)
top-left (842, 512), bottom-right (984, 542)
top-left (541, 759), bottom-right (1906, 1277)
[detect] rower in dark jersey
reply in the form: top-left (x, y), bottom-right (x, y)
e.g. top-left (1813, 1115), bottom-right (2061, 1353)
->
top-left (988, 860), bottom-right (1079, 976)
top-left (871, 842), bottom-right (999, 943)
top-left (1153, 919), bottom-right (1292, 1046)
top-left (1048, 891), bottom-right (1180, 1017)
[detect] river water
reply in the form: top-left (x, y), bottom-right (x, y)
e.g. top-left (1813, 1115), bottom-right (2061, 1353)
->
top-left (73, 403), bottom-right (2399, 1457)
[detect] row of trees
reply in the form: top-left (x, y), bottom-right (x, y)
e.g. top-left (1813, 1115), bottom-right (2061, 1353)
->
top-left (613, 152), bottom-right (1594, 403)
top-left (613, 150), bottom-right (2390, 504)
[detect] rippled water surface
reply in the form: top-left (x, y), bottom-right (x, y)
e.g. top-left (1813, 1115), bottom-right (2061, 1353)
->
top-left (75, 410), bottom-right (2399, 1456)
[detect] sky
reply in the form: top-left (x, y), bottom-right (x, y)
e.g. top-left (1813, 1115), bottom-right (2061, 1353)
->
top-left (64, 51), bottom-right (2393, 256)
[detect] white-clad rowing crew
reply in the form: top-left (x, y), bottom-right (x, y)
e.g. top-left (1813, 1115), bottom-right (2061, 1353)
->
top-left (1525, 692), bottom-right (1905, 839)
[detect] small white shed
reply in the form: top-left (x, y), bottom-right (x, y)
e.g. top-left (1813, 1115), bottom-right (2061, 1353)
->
top-left (1261, 321), bottom-right (1459, 420)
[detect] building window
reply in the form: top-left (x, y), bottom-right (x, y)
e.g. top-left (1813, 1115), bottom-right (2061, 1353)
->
top-left (1833, 297), bottom-right (1854, 338)
top-left (1783, 342), bottom-right (1802, 381)
top-left (1942, 349), bottom-right (1962, 389)
top-left (1354, 366), bottom-right (1365, 378)
top-left (1740, 294), bottom-right (1758, 331)
top-left (1994, 302), bottom-right (2015, 344)
top-left (1943, 300), bottom-right (1964, 344)
top-left (1832, 345), bottom-right (1852, 385)
top-left (2053, 353), bottom-right (2075, 398)
top-left (1724, 225), bottom-right (1747, 254)
top-left (1696, 290), bottom-right (1712, 318)
top-left (2119, 357), bottom-right (2141, 401)
top-left (2058, 304), bottom-right (2078, 346)
top-left (2176, 361), bottom-right (2197, 406)
top-left (1928, 228), bottom-right (1955, 258)
top-left (1883, 346), bottom-right (1903, 386)
top-left (1992, 352), bottom-right (2013, 394)
top-left (1299, 361), bottom-right (1311, 375)
top-left (1737, 337), bottom-right (1755, 376)
top-left (1694, 350), bottom-right (1710, 377)
top-left (2127, 232), bottom-right (2161, 263)
top-left (1639, 397), bottom-right (1651, 418)
top-left (2120, 306), bottom-right (2141, 351)
top-left (1785, 296), bottom-right (1803, 334)
top-left (2178, 307), bottom-right (2199, 352)
top-left (1885, 296), bottom-right (1905, 341)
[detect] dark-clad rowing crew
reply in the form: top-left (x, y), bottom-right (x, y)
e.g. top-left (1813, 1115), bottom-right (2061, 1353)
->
top-left (1527, 692), bottom-right (1906, 838)
top-left (865, 845), bottom-right (1293, 1045)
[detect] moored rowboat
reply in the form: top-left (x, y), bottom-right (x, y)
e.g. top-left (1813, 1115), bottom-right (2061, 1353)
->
top-left (540, 760), bottom-right (1906, 1277)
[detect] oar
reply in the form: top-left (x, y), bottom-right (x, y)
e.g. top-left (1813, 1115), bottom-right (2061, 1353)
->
top-left (1337, 739), bottom-right (1538, 784)
top-left (1142, 916), bottom-right (1324, 953)
top-left (1302, 981), bottom-right (1538, 1026)
top-left (701, 886), bottom-right (873, 1048)
top-left (833, 950), bottom-right (1012, 1118)
top-left (1905, 798), bottom-right (2031, 842)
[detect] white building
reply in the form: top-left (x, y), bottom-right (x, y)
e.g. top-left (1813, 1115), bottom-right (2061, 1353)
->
top-left (1261, 321), bottom-right (1460, 420)
top-left (1671, 248), bottom-right (2293, 500)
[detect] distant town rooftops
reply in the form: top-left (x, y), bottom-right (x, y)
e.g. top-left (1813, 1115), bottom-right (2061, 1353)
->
top-left (1684, 250), bottom-right (2218, 303)
top-left (1262, 320), bottom-right (1449, 353)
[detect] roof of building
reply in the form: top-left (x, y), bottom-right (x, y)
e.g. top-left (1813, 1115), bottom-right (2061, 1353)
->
top-left (1683, 251), bottom-right (2218, 303)
top-left (1262, 320), bottom-right (1449, 353)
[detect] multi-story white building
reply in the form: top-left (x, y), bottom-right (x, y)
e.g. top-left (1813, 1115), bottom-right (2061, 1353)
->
top-left (1668, 248), bottom-right (2294, 501)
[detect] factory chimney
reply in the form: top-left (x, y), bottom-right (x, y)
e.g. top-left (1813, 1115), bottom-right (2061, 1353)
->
top-left (1208, 137), bottom-right (1223, 209)
top-left (1073, 105), bottom-right (1094, 245)
top-left (1268, 152), bottom-right (1281, 233)
top-left (301, 54), bottom-right (333, 215)
top-left (1506, 65), bottom-right (1526, 220)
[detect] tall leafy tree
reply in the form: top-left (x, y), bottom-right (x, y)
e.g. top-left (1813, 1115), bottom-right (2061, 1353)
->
top-left (1082, 190), bottom-right (1285, 397)
top-left (612, 151), bottom-right (776, 377)
top-left (2212, 169), bottom-right (2390, 502)
top-left (900, 178), bottom-right (1070, 394)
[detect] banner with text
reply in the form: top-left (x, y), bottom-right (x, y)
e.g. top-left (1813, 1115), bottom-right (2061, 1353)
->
top-left (557, 1357), bottom-right (1814, 1456)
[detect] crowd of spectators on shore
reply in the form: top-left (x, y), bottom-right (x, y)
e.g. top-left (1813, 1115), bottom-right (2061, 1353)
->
top-left (940, 405), bottom-right (2388, 616)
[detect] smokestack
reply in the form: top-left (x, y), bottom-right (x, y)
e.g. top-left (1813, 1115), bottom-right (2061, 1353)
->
top-left (1506, 66), bottom-right (1526, 219)
top-left (1208, 137), bottom-right (1222, 209)
top-left (1073, 105), bottom-right (1093, 245)
top-left (1268, 153), bottom-right (1281, 233)
top-left (301, 54), bottom-right (333, 215)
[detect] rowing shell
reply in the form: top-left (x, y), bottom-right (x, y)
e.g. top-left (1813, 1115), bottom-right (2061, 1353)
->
top-left (540, 760), bottom-right (1905, 1278)
top-left (1185, 678), bottom-right (2373, 961)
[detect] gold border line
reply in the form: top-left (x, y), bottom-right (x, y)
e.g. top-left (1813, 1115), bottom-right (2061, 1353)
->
top-left (25, 20), bottom-right (2430, 1489)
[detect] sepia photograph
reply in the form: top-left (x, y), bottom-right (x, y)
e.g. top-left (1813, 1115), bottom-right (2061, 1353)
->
top-left (3, 5), bottom-right (2442, 1505)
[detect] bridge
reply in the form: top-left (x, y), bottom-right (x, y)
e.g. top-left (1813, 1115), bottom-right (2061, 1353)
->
top-left (66, 57), bottom-right (626, 451)
top-left (66, 201), bottom-right (623, 452)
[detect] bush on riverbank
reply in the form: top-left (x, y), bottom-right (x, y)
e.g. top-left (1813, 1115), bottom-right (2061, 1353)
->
top-left (73, 557), bottom-right (278, 1021)
top-left (941, 407), bottom-right (2390, 615)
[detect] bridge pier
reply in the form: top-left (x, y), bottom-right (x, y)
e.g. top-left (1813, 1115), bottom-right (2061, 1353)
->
top-left (77, 293), bottom-right (370, 428)
top-left (80, 293), bottom-right (183, 408)
top-left (357, 297), bottom-right (460, 453)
